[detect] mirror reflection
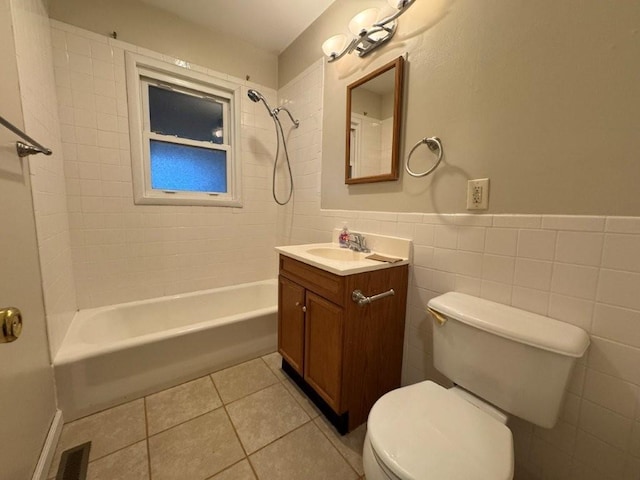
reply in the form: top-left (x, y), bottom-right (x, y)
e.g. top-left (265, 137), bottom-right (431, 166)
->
top-left (346, 56), bottom-right (404, 184)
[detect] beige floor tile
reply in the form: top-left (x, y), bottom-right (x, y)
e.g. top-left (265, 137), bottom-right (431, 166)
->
top-left (211, 358), bottom-right (279, 404)
top-left (48, 399), bottom-right (146, 478)
top-left (87, 441), bottom-right (149, 480)
top-left (280, 375), bottom-right (321, 419)
top-left (208, 459), bottom-right (256, 480)
top-left (261, 351), bottom-right (286, 381)
top-left (149, 409), bottom-right (244, 480)
top-left (249, 422), bottom-right (359, 480)
top-left (314, 416), bottom-right (366, 476)
top-left (227, 383), bottom-right (310, 454)
top-left (146, 376), bottom-right (222, 435)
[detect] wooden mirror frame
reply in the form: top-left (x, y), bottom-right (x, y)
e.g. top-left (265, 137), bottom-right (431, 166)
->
top-left (345, 56), bottom-right (404, 184)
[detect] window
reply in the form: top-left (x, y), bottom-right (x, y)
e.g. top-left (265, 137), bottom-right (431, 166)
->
top-left (126, 52), bottom-right (242, 206)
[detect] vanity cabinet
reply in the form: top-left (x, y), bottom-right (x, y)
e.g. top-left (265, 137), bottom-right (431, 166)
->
top-left (278, 255), bottom-right (408, 433)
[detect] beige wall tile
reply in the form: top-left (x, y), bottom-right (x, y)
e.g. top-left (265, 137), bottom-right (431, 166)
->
top-left (588, 338), bottom-right (640, 386)
top-left (583, 369), bottom-right (640, 418)
top-left (485, 228), bottom-right (518, 256)
top-left (597, 269), bottom-right (640, 311)
top-left (574, 430), bottom-right (626, 479)
top-left (548, 294), bottom-right (593, 331)
top-left (606, 217), bottom-right (640, 234)
top-left (603, 234), bottom-right (640, 273)
top-left (579, 400), bottom-right (633, 451)
top-left (433, 225), bottom-right (458, 249)
top-left (482, 254), bottom-right (515, 284)
top-left (529, 436), bottom-right (572, 479)
top-left (514, 258), bottom-right (553, 291)
top-left (457, 226), bottom-right (486, 252)
top-left (542, 216), bottom-right (606, 232)
top-left (593, 304), bottom-right (640, 348)
top-left (551, 263), bottom-right (599, 300)
top-left (518, 229), bottom-right (557, 260)
top-left (555, 231), bottom-right (604, 266)
top-left (511, 287), bottom-right (549, 315)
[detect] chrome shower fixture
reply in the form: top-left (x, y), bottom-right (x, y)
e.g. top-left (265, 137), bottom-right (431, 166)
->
top-left (247, 89), bottom-right (299, 127)
top-left (246, 89), bottom-right (299, 205)
top-left (322, 0), bottom-right (416, 62)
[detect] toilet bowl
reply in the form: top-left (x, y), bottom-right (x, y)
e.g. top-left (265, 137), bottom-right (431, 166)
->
top-left (363, 381), bottom-right (513, 480)
top-left (363, 292), bottom-right (590, 480)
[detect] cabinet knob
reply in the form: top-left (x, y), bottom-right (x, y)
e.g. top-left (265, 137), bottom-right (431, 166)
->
top-left (295, 302), bottom-right (307, 313)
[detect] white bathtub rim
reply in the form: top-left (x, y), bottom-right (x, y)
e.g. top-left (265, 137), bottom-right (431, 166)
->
top-left (54, 279), bottom-right (277, 366)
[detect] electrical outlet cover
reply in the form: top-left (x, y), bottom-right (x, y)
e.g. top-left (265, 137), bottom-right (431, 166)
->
top-left (467, 178), bottom-right (489, 210)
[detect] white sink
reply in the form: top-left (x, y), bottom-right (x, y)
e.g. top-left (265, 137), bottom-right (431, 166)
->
top-left (307, 247), bottom-right (367, 262)
top-left (275, 232), bottom-right (411, 276)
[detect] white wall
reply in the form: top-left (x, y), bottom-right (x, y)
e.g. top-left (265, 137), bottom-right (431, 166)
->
top-left (277, 58), bottom-right (640, 480)
top-left (52, 21), bottom-right (280, 309)
top-left (282, 0), bottom-right (640, 216)
top-left (11, 0), bottom-right (77, 357)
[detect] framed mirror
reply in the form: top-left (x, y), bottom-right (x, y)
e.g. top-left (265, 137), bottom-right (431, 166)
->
top-left (345, 56), bottom-right (404, 184)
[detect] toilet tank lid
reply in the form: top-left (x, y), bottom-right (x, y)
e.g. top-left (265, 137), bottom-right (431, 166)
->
top-left (428, 292), bottom-right (590, 357)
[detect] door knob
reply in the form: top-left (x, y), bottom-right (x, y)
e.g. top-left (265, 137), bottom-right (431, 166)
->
top-left (1, 307), bottom-right (23, 343)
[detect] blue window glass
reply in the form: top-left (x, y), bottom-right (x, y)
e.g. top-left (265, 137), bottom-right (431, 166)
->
top-left (148, 85), bottom-right (224, 144)
top-left (150, 140), bottom-right (227, 193)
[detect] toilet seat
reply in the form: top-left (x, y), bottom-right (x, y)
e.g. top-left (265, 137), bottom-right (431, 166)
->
top-left (367, 381), bottom-right (514, 480)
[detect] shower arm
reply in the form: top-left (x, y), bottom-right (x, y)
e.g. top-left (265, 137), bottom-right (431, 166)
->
top-left (273, 107), bottom-right (300, 128)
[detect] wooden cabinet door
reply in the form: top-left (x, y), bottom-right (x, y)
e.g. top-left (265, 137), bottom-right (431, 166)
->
top-left (304, 291), bottom-right (344, 412)
top-left (278, 276), bottom-right (306, 375)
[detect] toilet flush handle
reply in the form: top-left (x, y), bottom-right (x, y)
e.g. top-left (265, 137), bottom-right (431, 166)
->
top-left (427, 307), bottom-right (448, 326)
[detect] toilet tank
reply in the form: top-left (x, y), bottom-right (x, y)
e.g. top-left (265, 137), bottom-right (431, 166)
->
top-left (427, 292), bottom-right (590, 428)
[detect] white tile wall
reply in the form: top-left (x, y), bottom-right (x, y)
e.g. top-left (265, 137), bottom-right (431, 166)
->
top-left (277, 59), bottom-right (640, 480)
top-left (51, 21), bottom-right (279, 310)
top-left (11, 0), bottom-right (77, 357)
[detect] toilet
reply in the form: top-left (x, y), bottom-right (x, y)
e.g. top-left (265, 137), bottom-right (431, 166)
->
top-left (363, 292), bottom-right (590, 480)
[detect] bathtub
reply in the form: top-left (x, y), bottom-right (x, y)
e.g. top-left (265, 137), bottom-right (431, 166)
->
top-left (54, 279), bottom-right (277, 421)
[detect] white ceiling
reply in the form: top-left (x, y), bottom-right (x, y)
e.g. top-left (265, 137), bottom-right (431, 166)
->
top-left (139, 0), bottom-right (338, 54)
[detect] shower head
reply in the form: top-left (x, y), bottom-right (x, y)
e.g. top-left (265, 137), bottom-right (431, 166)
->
top-left (247, 89), bottom-right (263, 103)
top-left (247, 89), bottom-right (274, 117)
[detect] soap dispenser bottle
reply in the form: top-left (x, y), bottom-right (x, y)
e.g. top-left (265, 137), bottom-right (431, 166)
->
top-left (338, 224), bottom-right (350, 248)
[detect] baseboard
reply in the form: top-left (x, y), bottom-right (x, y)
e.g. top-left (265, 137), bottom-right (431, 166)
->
top-left (32, 409), bottom-right (64, 480)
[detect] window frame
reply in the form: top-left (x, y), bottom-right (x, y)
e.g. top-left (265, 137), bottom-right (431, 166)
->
top-left (126, 52), bottom-right (242, 207)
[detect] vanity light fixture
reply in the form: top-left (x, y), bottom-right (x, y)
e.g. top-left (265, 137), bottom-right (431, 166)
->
top-left (322, 0), bottom-right (416, 62)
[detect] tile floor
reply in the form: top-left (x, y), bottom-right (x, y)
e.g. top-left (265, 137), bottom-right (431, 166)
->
top-left (47, 352), bottom-right (366, 480)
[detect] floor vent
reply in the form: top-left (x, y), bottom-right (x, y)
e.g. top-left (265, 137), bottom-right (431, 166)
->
top-left (56, 442), bottom-right (91, 480)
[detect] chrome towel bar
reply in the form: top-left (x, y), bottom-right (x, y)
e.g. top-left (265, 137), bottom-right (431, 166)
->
top-left (0, 115), bottom-right (52, 157)
top-left (352, 289), bottom-right (395, 306)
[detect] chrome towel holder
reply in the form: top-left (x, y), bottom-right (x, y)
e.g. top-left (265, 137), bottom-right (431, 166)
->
top-left (405, 136), bottom-right (443, 177)
top-left (0, 114), bottom-right (52, 158)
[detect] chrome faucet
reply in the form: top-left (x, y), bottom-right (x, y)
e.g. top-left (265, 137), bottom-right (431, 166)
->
top-left (348, 233), bottom-right (370, 253)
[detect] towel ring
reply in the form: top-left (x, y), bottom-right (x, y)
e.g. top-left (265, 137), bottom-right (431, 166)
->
top-left (405, 136), bottom-right (443, 177)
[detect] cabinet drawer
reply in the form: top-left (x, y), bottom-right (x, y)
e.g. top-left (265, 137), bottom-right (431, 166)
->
top-left (279, 256), bottom-right (345, 306)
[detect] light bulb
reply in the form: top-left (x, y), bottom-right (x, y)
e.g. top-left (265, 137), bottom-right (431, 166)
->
top-left (322, 34), bottom-right (348, 58)
top-left (348, 8), bottom-right (379, 36)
